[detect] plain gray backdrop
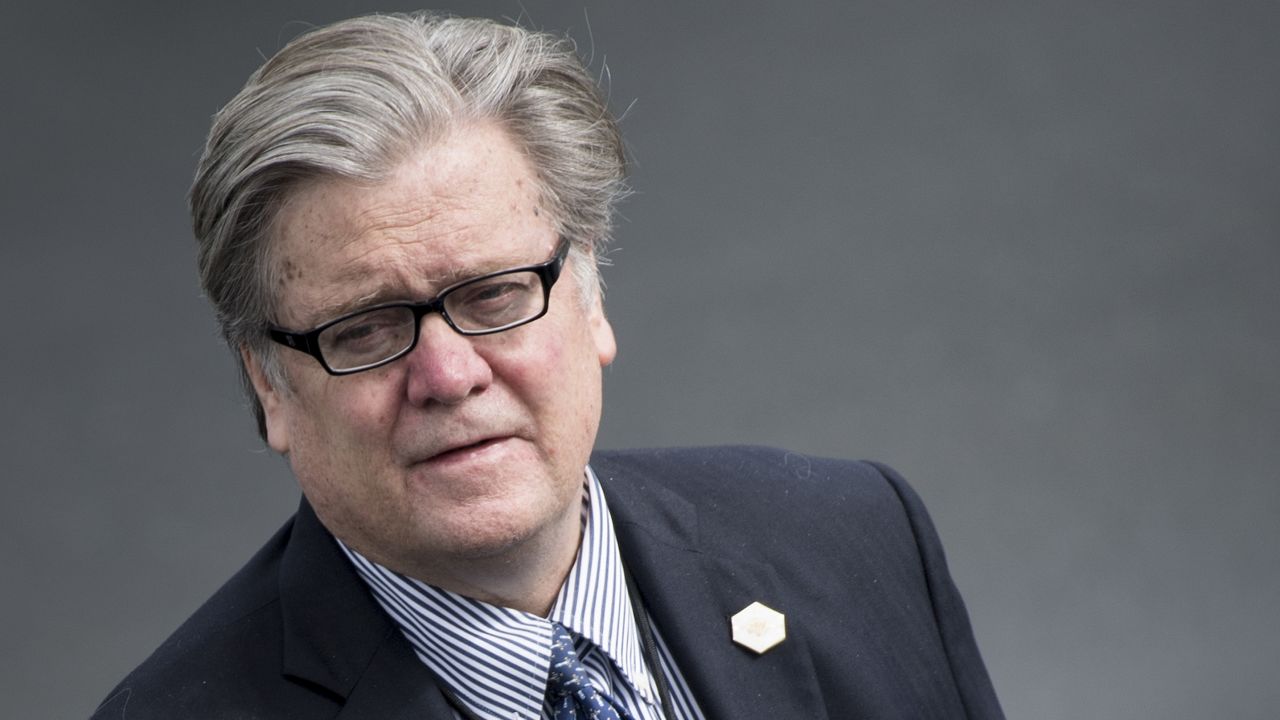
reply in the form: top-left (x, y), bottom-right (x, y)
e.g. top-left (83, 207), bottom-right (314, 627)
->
top-left (3, 1), bottom-right (1277, 718)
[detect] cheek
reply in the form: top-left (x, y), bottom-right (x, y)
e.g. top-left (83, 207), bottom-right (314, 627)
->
top-left (284, 383), bottom-right (404, 521)
top-left (288, 374), bottom-right (402, 452)
top-left (538, 329), bottom-right (603, 426)
top-left (493, 324), bottom-right (598, 425)
top-left (495, 335), bottom-right (566, 407)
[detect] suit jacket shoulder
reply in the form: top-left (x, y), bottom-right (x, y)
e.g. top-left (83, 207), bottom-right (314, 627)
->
top-left (92, 516), bottom-right (322, 718)
top-left (90, 502), bottom-right (452, 719)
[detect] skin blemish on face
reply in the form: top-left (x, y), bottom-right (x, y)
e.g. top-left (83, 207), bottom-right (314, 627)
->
top-left (279, 258), bottom-right (303, 285)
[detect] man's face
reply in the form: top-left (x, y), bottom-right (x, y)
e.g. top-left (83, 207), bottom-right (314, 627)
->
top-left (245, 122), bottom-right (617, 589)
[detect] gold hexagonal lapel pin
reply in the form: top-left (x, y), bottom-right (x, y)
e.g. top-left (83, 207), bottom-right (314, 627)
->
top-left (730, 601), bottom-right (786, 654)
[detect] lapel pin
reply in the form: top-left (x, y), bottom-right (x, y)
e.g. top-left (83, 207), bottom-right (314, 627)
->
top-left (730, 601), bottom-right (786, 654)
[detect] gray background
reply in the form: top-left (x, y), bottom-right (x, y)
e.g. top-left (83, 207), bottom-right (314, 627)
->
top-left (3, 1), bottom-right (1277, 718)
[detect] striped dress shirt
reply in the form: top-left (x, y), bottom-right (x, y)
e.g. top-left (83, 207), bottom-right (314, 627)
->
top-left (339, 467), bottom-right (706, 720)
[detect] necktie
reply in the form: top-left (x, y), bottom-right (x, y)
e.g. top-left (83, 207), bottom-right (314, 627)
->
top-left (546, 622), bottom-right (632, 720)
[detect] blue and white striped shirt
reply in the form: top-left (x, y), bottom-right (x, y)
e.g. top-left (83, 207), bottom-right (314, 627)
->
top-left (339, 467), bottom-right (705, 720)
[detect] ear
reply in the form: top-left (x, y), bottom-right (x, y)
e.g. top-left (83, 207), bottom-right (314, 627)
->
top-left (587, 293), bottom-right (617, 368)
top-left (241, 346), bottom-right (291, 454)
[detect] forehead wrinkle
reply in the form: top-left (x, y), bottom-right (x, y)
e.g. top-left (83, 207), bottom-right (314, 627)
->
top-left (342, 143), bottom-right (483, 238)
top-left (329, 201), bottom-right (439, 264)
top-left (304, 227), bottom-right (506, 328)
top-left (327, 220), bottom-right (481, 288)
top-left (307, 250), bottom-right (428, 324)
top-left (328, 177), bottom-right (488, 270)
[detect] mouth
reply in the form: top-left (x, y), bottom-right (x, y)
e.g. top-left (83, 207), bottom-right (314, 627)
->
top-left (422, 436), bottom-right (511, 464)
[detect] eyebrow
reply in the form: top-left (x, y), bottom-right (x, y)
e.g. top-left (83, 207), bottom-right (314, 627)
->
top-left (305, 287), bottom-right (404, 328)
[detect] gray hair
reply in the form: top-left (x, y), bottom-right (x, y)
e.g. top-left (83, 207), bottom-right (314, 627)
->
top-left (190, 12), bottom-right (627, 440)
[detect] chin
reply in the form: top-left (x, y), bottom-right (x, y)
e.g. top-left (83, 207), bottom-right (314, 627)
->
top-left (447, 500), bottom-right (552, 549)
top-left (451, 488), bottom-right (582, 556)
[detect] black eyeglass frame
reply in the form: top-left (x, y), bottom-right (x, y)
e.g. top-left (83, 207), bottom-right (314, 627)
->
top-left (267, 240), bottom-right (570, 376)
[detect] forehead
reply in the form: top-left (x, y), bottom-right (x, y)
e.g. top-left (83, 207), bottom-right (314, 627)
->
top-left (269, 123), bottom-right (554, 326)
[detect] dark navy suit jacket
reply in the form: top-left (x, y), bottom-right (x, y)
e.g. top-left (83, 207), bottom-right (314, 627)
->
top-left (92, 446), bottom-right (1004, 719)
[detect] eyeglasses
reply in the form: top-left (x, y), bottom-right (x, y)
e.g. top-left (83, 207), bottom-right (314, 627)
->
top-left (267, 240), bottom-right (569, 375)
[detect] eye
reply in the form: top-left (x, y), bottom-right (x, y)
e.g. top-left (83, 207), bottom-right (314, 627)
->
top-left (333, 319), bottom-right (387, 344)
top-left (471, 280), bottom-right (524, 302)
top-left (321, 307), bottom-right (413, 357)
top-left (447, 272), bottom-right (542, 329)
top-left (459, 275), bottom-right (535, 304)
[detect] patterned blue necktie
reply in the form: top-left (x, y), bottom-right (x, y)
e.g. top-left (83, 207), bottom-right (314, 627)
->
top-left (546, 622), bottom-right (633, 720)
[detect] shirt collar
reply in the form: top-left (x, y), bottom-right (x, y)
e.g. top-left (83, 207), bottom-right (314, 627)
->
top-left (338, 466), bottom-right (656, 720)
top-left (549, 467), bottom-right (655, 702)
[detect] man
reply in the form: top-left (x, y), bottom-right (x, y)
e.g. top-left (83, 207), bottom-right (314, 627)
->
top-left (94, 12), bottom-right (1002, 719)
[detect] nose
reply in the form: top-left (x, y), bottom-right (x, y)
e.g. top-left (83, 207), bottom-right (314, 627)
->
top-left (403, 314), bottom-right (493, 406)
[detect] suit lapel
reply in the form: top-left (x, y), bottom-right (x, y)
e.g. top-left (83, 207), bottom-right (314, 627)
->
top-left (597, 461), bottom-right (829, 720)
top-left (278, 500), bottom-right (457, 718)
top-left (331, 634), bottom-right (458, 719)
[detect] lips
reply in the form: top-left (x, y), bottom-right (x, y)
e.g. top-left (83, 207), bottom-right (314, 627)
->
top-left (430, 436), bottom-right (503, 460)
top-left (410, 433), bottom-right (517, 466)
top-left (398, 411), bottom-right (532, 467)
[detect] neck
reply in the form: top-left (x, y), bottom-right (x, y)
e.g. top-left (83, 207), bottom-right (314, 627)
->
top-left (384, 501), bottom-right (583, 616)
